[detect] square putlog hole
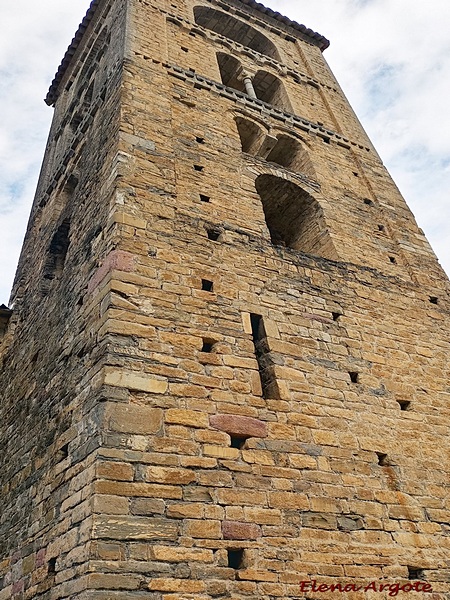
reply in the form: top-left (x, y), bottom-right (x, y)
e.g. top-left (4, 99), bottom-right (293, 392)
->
top-left (201, 338), bottom-right (215, 353)
top-left (227, 549), bottom-right (244, 570)
top-left (201, 279), bottom-right (214, 292)
top-left (376, 452), bottom-right (388, 466)
top-left (230, 435), bottom-right (247, 449)
top-left (408, 567), bottom-right (425, 580)
top-left (349, 372), bottom-right (359, 384)
top-left (200, 194), bottom-right (210, 203)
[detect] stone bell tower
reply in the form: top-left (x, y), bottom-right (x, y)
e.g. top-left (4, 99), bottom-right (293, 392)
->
top-left (1, 0), bottom-right (449, 598)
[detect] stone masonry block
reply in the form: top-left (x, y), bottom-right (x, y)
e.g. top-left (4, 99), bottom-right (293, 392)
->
top-left (209, 414), bottom-right (268, 438)
top-left (222, 521), bottom-right (262, 540)
top-left (103, 368), bottom-right (168, 394)
top-left (104, 402), bottom-right (163, 435)
top-left (165, 409), bottom-right (209, 428)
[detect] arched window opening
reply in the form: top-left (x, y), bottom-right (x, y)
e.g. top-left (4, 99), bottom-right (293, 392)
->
top-left (266, 135), bottom-right (316, 178)
top-left (255, 174), bottom-right (335, 258)
top-left (217, 53), bottom-right (245, 93)
top-left (253, 71), bottom-right (292, 113)
top-left (194, 7), bottom-right (281, 61)
top-left (235, 117), bottom-right (265, 154)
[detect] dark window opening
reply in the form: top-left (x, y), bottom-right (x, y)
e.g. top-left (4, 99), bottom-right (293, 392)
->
top-left (332, 312), bottom-right (342, 322)
top-left (230, 436), bottom-right (247, 449)
top-left (389, 256), bottom-right (397, 264)
top-left (201, 338), bottom-right (215, 352)
top-left (196, 136), bottom-right (205, 143)
top-left (194, 164), bottom-right (204, 171)
top-left (349, 372), bottom-right (359, 384)
top-left (227, 549), bottom-right (245, 570)
top-left (408, 567), bottom-right (425, 580)
top-left (378, 224), bottom-right (385, 232)
top-left (376, 452), bottom-right (388, 466)
top-left (250, 313), bottom-right (280, 400)
top-left (200, 194), bottom-right (210, 203)
top-left (429, 296), bottom-right (438, 305)
top-left (194, 6), bottom-right (281, 61)
top-left (255, 174), bottom-right (336, 259)
top-left (202, 279), bottom-right (214, 292)
top-left (398, 400), bottom-right (411, 411)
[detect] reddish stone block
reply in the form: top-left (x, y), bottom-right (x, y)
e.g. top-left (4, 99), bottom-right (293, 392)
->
top-left (210, 415), bottom-right (267, 438)
top-left (87, 250), bottom-right (136, 293)
top-left (222, 521), bottom-right (261, 540)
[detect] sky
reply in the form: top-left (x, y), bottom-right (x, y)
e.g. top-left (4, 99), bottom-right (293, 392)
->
top-left (0, 0), bottom-right (449, 304)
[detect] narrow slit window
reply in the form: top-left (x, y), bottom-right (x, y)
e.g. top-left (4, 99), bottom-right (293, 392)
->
top-left (250, 313), bottom-right (280, 400)
top-left (48, 557), bottom-right (57, 575)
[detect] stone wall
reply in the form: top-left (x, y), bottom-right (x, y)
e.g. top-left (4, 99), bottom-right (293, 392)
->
top-left (1, 0), bottom-right (449, 598)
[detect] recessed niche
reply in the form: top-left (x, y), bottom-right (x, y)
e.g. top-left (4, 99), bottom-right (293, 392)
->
top-left (376, 452), bottom-right (388, 466)
top-left (349, 372), bottom-right (359, 383)
top-left (200, 194), bottom-right (210, 203)
top-left (201, 279), bottom-right (214, 292)
top-left (398, 400), bottom-right (411, 411)
top-left (227, 549), bottom-right (244, 569)
top-left (408, 567), bottom-right (425, 580)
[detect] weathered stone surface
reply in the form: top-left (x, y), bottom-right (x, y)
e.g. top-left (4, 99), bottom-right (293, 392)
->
top-left (103, 402), bottom-right (163, 435)
top-left (1, 0), bottom-right (450, 598)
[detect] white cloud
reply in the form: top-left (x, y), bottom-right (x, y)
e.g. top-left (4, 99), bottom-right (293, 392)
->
top-left (0, 0), bottom-right (449, 303)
